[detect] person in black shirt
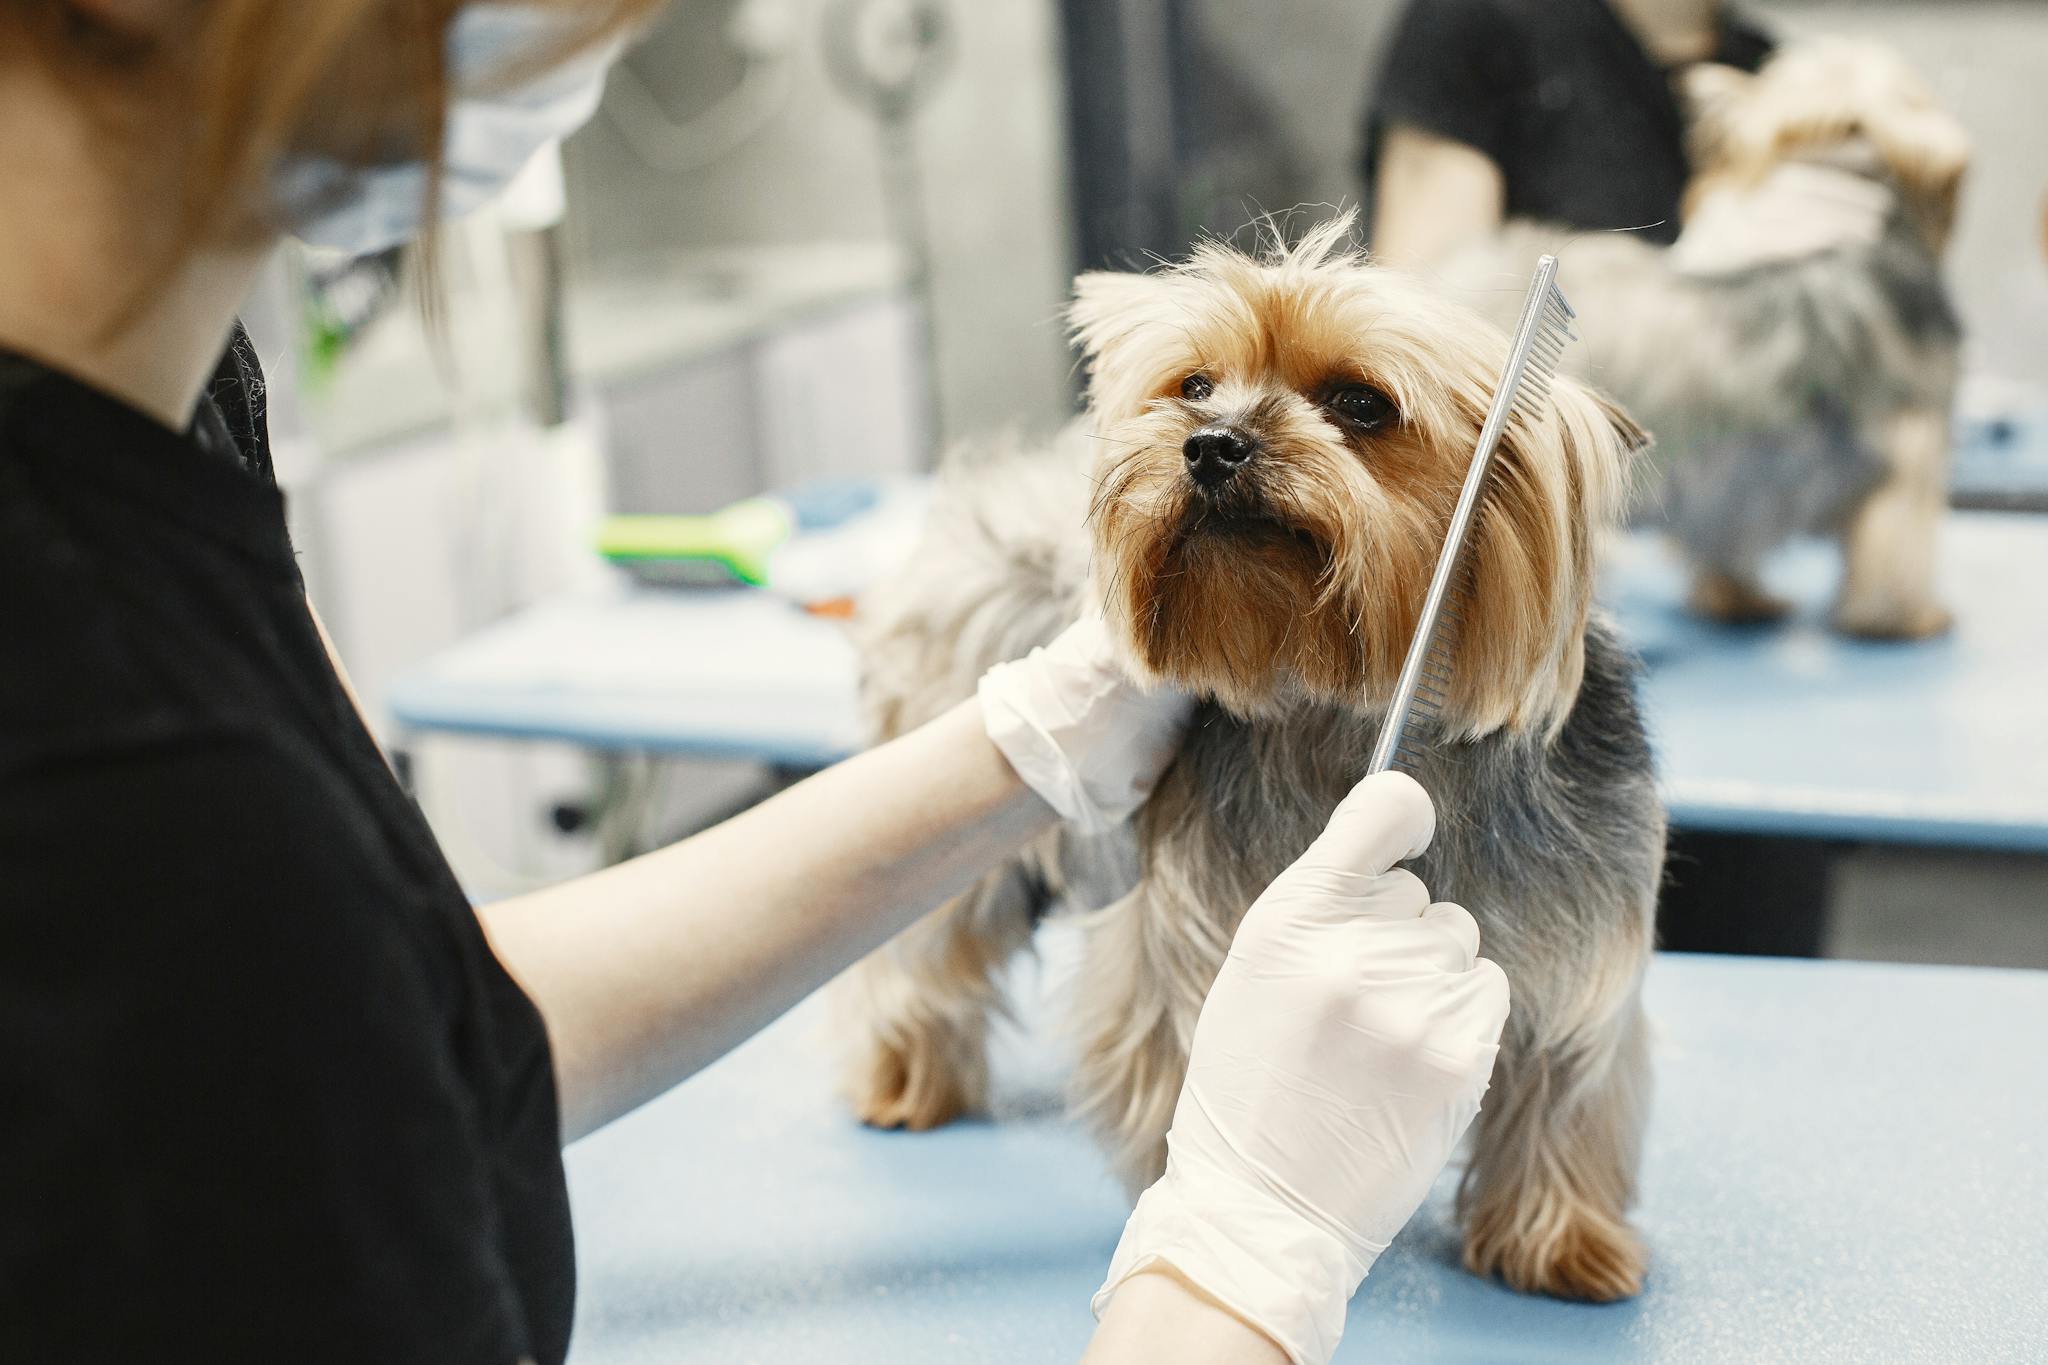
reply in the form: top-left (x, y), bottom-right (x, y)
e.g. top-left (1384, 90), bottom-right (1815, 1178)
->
top-left (1, 4), bottom-right (1513, 1364)
top-left (1364, 0), bottom-right (1773, 267)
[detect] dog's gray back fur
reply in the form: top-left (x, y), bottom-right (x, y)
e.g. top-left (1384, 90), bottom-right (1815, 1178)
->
top-left (1168, 625), bottom-right (1662, 1009)
top-left (1446, 208), bottom-right (1961, 580)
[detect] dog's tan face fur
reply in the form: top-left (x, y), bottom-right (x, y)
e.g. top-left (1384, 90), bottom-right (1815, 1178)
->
top-left (1075, 220), bottom-right (1642, 736)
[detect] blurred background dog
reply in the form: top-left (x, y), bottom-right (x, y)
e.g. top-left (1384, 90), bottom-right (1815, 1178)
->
top-left (842, 221), bottom-right (1668, 1301)
top-left (1444, 40), bottom-right (1970, 637)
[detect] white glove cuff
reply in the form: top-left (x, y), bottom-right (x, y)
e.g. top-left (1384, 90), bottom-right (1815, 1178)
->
top-left (1092, 1167), bottom-right (1374, 1365)
top-left (978, 616), bottom-right (1191, 834)
top-left (978, 662), bottom-right (1109, 835)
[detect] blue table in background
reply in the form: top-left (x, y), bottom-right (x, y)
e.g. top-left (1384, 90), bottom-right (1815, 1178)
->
top-left (561, 951), bottom-right (2048, 1363)
top-left (391, 587), bottom-right (865, 770)
top-left (391, 510), bottom-right (2048, 854)
top-left (1953, 407), bottom-right (2048, 512)
top-left (1605, 513), bottom-right (2048, 852)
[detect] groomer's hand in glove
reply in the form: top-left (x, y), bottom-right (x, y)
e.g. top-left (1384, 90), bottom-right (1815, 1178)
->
top-left (1086, 773), bottom-right (1511, 1365)
top-left (979, 614), bottom-right (1193, 834)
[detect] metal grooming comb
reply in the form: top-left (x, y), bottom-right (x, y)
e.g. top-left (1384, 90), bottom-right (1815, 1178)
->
top-left (1366, 255), bottom-right (1576, 777)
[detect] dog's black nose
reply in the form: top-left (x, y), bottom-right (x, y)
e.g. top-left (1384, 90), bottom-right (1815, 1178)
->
top-left (1183, 425), bottom-right (1255, 487)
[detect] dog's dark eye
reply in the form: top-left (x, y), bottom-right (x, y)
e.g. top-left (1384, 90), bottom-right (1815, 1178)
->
top-left (1179, 373), bottom-right (1215, 402)
top-left (1325, 384), bottom-right (1397, 430)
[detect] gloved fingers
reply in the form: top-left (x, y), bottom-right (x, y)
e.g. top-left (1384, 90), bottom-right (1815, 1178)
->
top-left (1466, 956), bottom-right (1513, 1045)
top-left (1405, 956), bottom-right (1513, 1058)
top-left (1306, 771), bottom-right (1437, 876)
top-left (1324, 898), bottom-right (1474, 976)
top-left (1261, 865), bottom-right (1432, 925)
top-left (1045, 611), bottom-right (1113, 673)
top-left (1417, 900), bottom-right (1481, 968)
top-left (1364, 867), bottom-right (1434, 919)
top-left (1057, 610), bottom-right (1181, 696)
top-left (978, 612), bottom-right (1192, 833)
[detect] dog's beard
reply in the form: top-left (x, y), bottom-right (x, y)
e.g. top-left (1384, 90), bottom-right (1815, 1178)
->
top-left (1095, 474), bottom-right (1382, 718)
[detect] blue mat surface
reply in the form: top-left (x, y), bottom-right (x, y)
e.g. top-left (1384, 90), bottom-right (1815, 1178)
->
top-left (562, 952), bottom-right (2048, 1364)
top-left (1610, 513), bottom-right (2048, 849)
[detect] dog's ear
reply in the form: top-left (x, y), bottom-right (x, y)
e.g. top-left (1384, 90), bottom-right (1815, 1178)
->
top-left (1582, 385), bottom-right (1651, 462)
top-left (1677, 62), bottom-right (1755, 171)
top-left (1865, 103), bottom-right (1971, 254)
top-left (1676, 61), bottom-right (1754, 122)
top-left (1452, 376), bottom-right (1641, 738)
top-left (1068, 270), bottom-right (1182, 418)
top-left (1070, 270), bottom-right (1172, 339)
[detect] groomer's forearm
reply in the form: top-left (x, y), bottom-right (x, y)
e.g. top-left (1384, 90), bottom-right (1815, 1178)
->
top-left (479, 698), bottom-right (1053, 1141)
top-left (1371, 123), bottom-right (1506, 270)
top-left (1082, 1269), bottom-right (1288, 1365)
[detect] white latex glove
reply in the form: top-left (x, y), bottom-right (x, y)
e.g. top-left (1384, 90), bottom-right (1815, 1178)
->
top-left (1092, 773), bottom-right (1511, 1365)
top-left (978, 615), bottom-right (1193, 835)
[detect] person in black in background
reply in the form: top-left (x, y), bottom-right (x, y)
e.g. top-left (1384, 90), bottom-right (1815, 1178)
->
top-left (1365, 0), bottom-right (1773, 269)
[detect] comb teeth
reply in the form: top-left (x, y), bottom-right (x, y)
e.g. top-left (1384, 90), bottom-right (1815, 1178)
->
top-left (1365, 256), bottom-right (1577, 781)
top-left (1386, 573), bottom-right (1471, 774)
top-left (1511, 284), bottom-right (1577, 429)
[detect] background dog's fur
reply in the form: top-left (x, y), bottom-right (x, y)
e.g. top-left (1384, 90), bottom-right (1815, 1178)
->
top-left (1442, 40), bottom-right (1968, 637)
top-left (841, 221), bottom-right (1667, 1301)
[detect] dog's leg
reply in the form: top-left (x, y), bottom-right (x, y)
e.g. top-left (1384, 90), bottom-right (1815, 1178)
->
top-left (1069, 872), bottom-right (1233, 1195)
top-left (1459, 976), bottom-right (1652, 1303)
top-left (1685, 565), bottom-right (1792, 624)
top-left (1833, 405), bottom-right (1952, 639)
top-left (838, 865), bottom-right (1038, 1130)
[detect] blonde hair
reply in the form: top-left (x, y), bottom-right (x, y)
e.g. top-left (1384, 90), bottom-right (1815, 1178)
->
top-left (12, 0), bottom-right (662, 270)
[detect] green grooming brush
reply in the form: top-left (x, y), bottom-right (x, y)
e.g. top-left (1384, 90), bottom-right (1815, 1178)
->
top-left (596, 482), bottom-right (882, 588)
top-left (598, 499), bottom-right (793, 586)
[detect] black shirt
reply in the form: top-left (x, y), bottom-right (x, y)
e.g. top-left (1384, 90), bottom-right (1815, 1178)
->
top-left (1363, 0), bottom-right (1774, 244)
top-left (0, 334), bottom-right (575, 1363)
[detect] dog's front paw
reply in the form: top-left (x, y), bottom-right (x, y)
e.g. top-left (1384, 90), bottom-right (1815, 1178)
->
top-left (1832, 596), bottom-right (1953, 640)
top-left (1686, 568), bottom-right (1792, 625)
top-left (1463, 1199), bottom-right (1646, 1303)
top-left (846, 1030), bottom-right (977, 1132)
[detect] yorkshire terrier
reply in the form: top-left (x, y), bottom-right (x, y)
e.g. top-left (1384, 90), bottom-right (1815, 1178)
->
top-left (1447, 39), bottom-right (1970, 638)
top-left (840, 218), bottom-right (1666, 1303)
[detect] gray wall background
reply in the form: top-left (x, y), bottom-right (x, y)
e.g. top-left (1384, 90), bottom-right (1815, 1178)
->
top-left (563, 0), bottom-right (1079, 445)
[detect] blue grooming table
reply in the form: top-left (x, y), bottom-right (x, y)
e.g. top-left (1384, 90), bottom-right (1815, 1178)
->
top-left (1605, 512), bottom-right (2048, 850)
top-left (389, 510), bottom-right (2048, 853)
top-left (561, 950), bottom-right (2048, 1363)
top-left (1952, 408), bottom-right (2048, 512)
top-left (389, 589), bottom-right (864, 769)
